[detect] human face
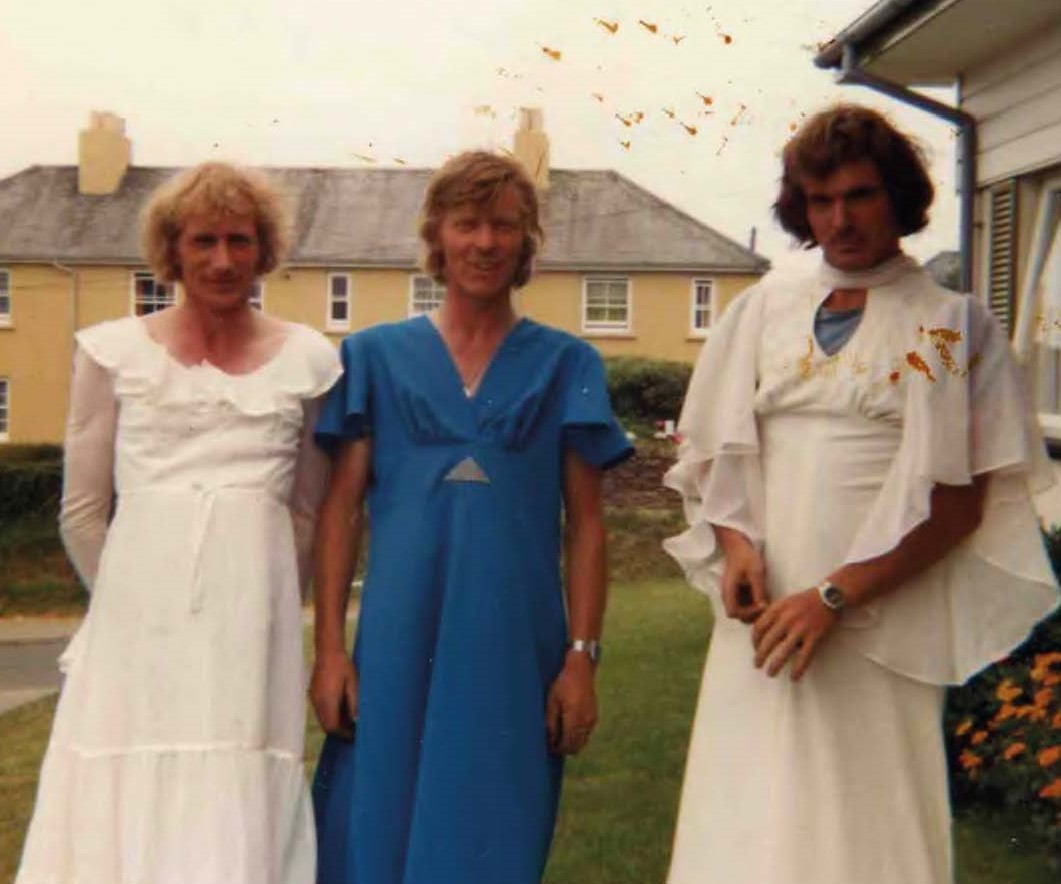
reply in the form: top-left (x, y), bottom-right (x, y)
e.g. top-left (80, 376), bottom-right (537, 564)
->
top-left (802, 158), bottom-right (902, 272)
top-left (438, 185), bottom-right (525, 303)
top-left (176, 212), bottom-right (261, 311)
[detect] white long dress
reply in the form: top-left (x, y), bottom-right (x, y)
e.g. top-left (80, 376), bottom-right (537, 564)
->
top-left (15, 316), bottom-right (341, 884)
top-left (663, 255), bottom-right (1060, 884)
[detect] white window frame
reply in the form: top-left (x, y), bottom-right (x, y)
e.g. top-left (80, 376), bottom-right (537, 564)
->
top-left (0, 269), bottom-right (10, 326)
top-left (249, 280), bottom-right (265, 311)
top-left (581, 275), bottom-right (632, 334)
top-left (327, 273), bottom-right (352, 331)
top-left (408, 274), bottom-right (446, 317)
top-left (1013, 175), bottom-right (1061, 439)
top-left (130, 271), bottom-right (176, 316)
top-left (690, 277), bottom-right (716, 336)
top-left (0, 377), bottom-right (9, 442)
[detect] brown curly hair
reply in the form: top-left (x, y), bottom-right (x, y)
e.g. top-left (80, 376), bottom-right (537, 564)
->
top-left (774, 104), bottom-right (934, 246)
top-left (141, 162), bottom-right (290, 283)
top-left (419, 151), bottom-right (544, 289)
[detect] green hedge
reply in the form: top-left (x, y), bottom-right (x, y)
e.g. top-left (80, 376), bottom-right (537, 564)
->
top-left (0, 446), bottom-right (63, 524)
top-left (604, 357), bottom-right (692, 423)
top-left (945, 527), bottom-right (1061, 862)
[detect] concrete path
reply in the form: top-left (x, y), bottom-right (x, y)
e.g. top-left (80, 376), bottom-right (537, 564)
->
top-left (0, 617), bottom-right (80, 716)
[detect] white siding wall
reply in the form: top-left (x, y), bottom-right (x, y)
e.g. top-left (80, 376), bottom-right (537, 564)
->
top-left (962, 21), bottom-right (1061, 185)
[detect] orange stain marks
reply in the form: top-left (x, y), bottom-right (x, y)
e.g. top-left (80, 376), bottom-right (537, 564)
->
top-left (715, 135), bottom-right (729, 155)
top-left (798, 336), bottom-right (815, 378)
top-left (351, 153), bottom-right (377, 163)
top-left (615, 113), bottom-right (634, 128)
top-left (730, 103), bottom-right (748, 126)
top-left (619, 140), bottom-right (631, 150)
top-left (540, 46), bottom-right (562, 61)
top-left (697, 92), bottom-right (714, 106)
top-left (594, 17), bottom-right (619, 35)
top-left (905, 351), bottom-right (936, 382)
top-left (925, 327), bottom-right (963, 376)
top-left (638, 20), bottom-right (658, 34)
top-left (591, 92), bottom-right (605, 103)
top-left (632, 111), bottom-right (645, 123)
top-left (671, 34), bottom-right (686, 45)
top-left (473, 104), bottom-right (496, 118)
top-left (789, 122), bottom-right (799, 132)
top-left (888, 370), bottom-right (901, 384)
top-left (681, 122), bottom-right (698, 136)
top-left (662, 107), bottom-right (676, 119)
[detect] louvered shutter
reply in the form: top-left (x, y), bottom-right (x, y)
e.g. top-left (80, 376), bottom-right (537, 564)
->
top-left (987, 182), bottom-right (1017, 334)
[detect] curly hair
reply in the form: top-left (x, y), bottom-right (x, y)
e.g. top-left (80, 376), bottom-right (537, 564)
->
top-left (419, 151), bottom-right (544, 289)
top-left (773, 104), bottom-right (934, 245)
top-left (141, 162), bottom-right (290, 283)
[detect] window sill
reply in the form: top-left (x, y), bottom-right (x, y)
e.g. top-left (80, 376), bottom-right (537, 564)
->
top-left (0, 320), bottom-right (13, 330)
top-left (686, 332), bottom-right (710, 341)
top-left (325, 324), bottom-right (351, 334)
top-left (582, 330), bottom-right (635, 339)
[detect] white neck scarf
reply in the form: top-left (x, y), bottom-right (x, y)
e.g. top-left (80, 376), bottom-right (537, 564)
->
top-left (817, 252), bottom-right (919, 290)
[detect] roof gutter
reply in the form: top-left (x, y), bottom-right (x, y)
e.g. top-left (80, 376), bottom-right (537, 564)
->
top-left (828, 42), bottom-right (977, 291)
top-left (814, 0), bottom-right (926, 70)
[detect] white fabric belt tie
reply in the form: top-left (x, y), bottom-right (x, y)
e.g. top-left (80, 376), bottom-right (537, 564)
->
top-left (122, 484), bottom-right (285, 614)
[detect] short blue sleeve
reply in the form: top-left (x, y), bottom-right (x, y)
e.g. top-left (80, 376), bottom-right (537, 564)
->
top-left (562, 344), bottom-right (634, 470)
top-left (315, 332), bottom-right (371, 451)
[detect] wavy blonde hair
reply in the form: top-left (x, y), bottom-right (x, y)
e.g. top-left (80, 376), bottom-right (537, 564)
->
top-left (418, 151), bottom-right (544, 289)
top-left (141, 162), bottom-right (291, 282)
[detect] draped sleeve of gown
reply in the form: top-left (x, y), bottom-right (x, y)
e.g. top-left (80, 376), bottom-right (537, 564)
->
top-left (662, 259), bottom-right (1059, 884)
top-left (15, 316), bottom-right (341, 884)
top-left (311, 316), bottom-right (632, 884)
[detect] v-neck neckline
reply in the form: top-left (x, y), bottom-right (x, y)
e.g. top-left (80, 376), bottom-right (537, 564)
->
top-left (811, 287), bottom-right (872, 359)
top-left (418, 314), bottom-right (528, 402)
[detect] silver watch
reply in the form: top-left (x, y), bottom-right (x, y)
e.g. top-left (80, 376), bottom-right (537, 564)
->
top-left (816, 580), bottom-right (847, 613)
top-left (568, 638), bottom-right (602, 664)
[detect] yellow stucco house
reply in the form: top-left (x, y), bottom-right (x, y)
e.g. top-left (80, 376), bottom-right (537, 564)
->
top-left (0, 112), bottom-right (768, 444)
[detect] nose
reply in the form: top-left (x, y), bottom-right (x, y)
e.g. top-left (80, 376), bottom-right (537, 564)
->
top-left (830, 197), bottom-right (851, 229)
top-left (210, 242), bottom-right (234, 271)
top-left (472, 223), bottom-right (497, 250)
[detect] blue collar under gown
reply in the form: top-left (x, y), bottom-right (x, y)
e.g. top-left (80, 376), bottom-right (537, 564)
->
top-left (311, 316), bottom-right (633, 884)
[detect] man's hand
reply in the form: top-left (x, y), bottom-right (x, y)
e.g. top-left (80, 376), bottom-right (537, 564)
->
top-left (545, 653), bottom-right (598, 756)
top-left (310, 649), bottom-right (359, 741)
top-left (715, 526), bottom-right (769, 623)
top-left (751, 588), bottom-right (838, 680)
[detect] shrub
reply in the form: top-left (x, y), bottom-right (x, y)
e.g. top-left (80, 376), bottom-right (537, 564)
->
top-left (0, 447), bottom-right (63, 524)
top-left (946, 527), bottom-right (1061, 862)
top-left (604, 357), bottom-right (692, 423)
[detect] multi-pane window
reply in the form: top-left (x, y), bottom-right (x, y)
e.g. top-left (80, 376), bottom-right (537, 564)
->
top-left (328, 274), bottom-right (352, 329)
top-left (249, 281), bottom-right (265, 311)
top-left (583, 277), bottom-right (631, 332)
top-left (132, 271), bottom-right (176, 316)
top-left (691, 278), bottom-right (715, 334)
top-left (0, 270), bottom-right (10, 324)
top-left (409, 275), bottom-right (446, 316)
top-left (1013, 176), bottom-right (1061, 441)
top-left (0, 378), bottom-right (8, 440)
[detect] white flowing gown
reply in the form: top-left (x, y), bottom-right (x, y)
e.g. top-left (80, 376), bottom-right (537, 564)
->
top-left (664, 256), bottom-right (1059, 884)
top-left (16, 316), bottom-right (341, 884)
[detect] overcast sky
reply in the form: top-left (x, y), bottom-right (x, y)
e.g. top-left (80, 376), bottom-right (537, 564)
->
top-left (0, 0), bottom-right (960, 269)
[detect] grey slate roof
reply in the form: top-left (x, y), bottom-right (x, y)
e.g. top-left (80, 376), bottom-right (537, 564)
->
top-left (0, 165), bottom-right (769, 273)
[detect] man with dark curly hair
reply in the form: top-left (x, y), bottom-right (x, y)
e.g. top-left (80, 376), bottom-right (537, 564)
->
top-left (663, 104), bottom-right (1059, 884)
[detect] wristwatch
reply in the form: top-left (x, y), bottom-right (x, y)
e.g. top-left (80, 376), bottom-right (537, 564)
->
top-left (816, 580), bottom-right (847, 613)
top-left (568, 638), bottom-right (602, 665)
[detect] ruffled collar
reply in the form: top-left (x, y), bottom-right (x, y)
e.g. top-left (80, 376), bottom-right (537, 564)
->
top-left (817, 252), bottom-right (919, 290)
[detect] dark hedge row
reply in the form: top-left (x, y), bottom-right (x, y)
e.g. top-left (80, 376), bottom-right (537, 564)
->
top-left (603, 357), bottom-right (692, 423)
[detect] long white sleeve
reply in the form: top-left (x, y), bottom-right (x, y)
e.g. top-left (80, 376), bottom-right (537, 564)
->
top-left (59, 346), bottom-right (117, 590)
top-left (289, 396), bottom-right (330, 596)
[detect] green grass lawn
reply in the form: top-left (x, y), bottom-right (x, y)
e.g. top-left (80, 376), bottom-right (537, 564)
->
top-left (1, 580), bottom-right (1056, 883)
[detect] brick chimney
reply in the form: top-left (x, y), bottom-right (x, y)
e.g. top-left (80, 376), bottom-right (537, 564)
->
top-left (513, 107), bottom-right (549, 190)
top-left (78, 111), bottom-right (131, 195)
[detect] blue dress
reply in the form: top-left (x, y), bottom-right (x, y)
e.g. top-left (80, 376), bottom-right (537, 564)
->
top-left (312, 316), bottom-right (632, 884)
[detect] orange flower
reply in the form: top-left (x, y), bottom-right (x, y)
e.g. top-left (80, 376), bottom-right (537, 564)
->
top-left (1003, 742), bottom-right (1027, 760)
top-left (959, 749), bottom-right (983, 771)
top-left (1039, 778), bottom-right (1061, 799)
top-left (1038, 745), bottom-right (1061, 768)
top-left (955, 718), bottom-right (973, 737)
top-left (970, 730), bottom-right (988, 746)
top-left (1016, 705), bottom-right (1048, 723)
top-left (994, 703), bottom-right (1018, 724)
top-left (1053, 710), bottom-right (1061, 729)
top-left (996, 679), bottom-right (1023, 702)
top-left (1034, 687), bottom-right (1055, 708)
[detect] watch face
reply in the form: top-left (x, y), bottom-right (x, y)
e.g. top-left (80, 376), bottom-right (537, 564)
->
top-left (823, 584), bottom-right (845, 610)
